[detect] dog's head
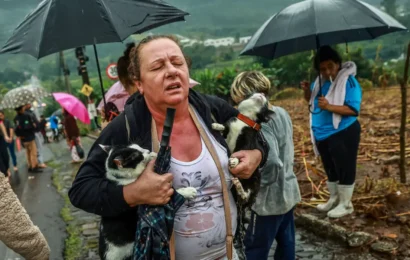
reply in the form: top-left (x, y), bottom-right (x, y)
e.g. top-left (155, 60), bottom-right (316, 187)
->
top-left (237, 93), bottom-right (274, 123)
top-left (100, 144), bottom-right (148, 170)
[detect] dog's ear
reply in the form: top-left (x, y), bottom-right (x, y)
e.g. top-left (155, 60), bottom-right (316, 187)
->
top-left (258, 106), bottom-right (274, 123)
top-left (99, 144), bottom-right (112, 154)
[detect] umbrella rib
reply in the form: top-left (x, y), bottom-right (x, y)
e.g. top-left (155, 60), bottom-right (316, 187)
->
top-left (354, 0), bottom-right (389, 26)
top-left (96, 0), bottom-right (123, 42)
top-left (37, 0), bottom-right (54, 59)
top-left (311, 0), bottom-right (321, 49)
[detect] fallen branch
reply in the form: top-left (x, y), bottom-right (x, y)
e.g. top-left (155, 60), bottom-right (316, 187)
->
top-left (352, 195), bottom-right (385, 202)
top-left (379, 211), bottom-right (410, 219)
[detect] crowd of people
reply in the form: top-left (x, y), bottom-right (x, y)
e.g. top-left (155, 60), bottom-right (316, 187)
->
top-left (68, 35), bottom-right (362, 260)
top-left (0, 29), bottom-right (362, 259)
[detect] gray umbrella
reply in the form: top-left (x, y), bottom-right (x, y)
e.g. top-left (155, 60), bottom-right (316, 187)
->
top-left (0, 0), bottom-right (188, 109)
top-left (241, 0), bottom-right (408, 59)
top-left (0, 87), bottom-right (37, 109)
top-left (21, 85), bottom-right (51, 100)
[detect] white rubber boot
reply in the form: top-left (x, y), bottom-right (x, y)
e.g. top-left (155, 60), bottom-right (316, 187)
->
top-left (328, 184), bottom-right (355, 218)
top-left (317, 182), bottom-right (338, 212)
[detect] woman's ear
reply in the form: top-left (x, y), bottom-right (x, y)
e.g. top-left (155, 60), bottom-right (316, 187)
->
top-left (135, 81), bottom-right (144, 95)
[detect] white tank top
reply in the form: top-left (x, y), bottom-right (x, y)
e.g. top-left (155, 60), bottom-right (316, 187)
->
top-left (169, 113), bottom-right (237, 260)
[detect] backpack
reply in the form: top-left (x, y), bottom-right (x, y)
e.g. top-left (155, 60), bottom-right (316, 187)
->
top-left (14, 114), bottom-right (34, 137)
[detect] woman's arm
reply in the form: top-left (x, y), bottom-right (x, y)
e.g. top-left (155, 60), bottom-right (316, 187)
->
top-left (0, 122), bottom-right (10, 142)
top-left (0, 175), bottom-right (50, 260)
top-left (325, 104), bottom-right (357, 116)
top-left (68, 117), bottom-right (133, 217)
top-left (318, 77), bottom-right (362, 116)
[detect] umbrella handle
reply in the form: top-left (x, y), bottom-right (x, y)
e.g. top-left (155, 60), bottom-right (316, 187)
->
top-left (93, 43), bottom-right (107, 114)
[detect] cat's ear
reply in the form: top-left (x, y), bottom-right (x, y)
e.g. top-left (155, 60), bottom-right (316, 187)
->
top-left (113, 156), bottom-right (123, 168)
top-left (99, 144), bottom-right (112, 154)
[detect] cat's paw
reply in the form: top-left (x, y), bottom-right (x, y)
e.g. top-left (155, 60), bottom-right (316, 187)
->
top-left (177, 187), bottom-right (197, 200)
top-left (212, 123), bottom-right (225, 131)
top-left (229, 157), bottom-right (239, 168)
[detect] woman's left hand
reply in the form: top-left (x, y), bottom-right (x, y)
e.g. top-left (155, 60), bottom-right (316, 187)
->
top-left (229, 149), bottom-right (262, 179)
top-left (318, 97), bottom-right (330, 110)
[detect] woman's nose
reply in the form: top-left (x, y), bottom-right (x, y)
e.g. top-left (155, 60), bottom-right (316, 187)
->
top-left (165, 63), bottom-right (178, 78)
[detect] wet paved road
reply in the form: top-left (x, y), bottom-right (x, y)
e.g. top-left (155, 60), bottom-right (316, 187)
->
top-left (0, 139), bottom-right (68, 260)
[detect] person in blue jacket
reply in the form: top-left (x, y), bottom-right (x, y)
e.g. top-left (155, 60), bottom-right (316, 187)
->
top-left (301, 45), bottom-right (362, 218)
top-left (49, 114), bottom-right (59, 142)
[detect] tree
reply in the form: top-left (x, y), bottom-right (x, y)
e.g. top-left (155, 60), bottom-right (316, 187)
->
top-left (381, 0), bottom-right (397, 17)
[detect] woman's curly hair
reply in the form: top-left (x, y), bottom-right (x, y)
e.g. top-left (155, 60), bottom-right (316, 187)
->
top-left (128, 35), bottom-right (191, 81)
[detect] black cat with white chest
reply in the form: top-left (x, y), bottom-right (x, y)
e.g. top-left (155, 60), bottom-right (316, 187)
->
top-left (98, 144), bottom-right (197, 260)
top-left (212, 93), bottom-right (273, 207)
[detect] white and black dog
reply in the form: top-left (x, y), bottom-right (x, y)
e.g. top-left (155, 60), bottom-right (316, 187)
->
top-left (98, 144), bottom-right (197, 260)
top-left (212, 93), bottom-right (273, 208)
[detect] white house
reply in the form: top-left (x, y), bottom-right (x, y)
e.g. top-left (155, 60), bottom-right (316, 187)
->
top-left (204, 37), bottom-right (235, 47)
top-left (239, 36), bottom-right (252, 45)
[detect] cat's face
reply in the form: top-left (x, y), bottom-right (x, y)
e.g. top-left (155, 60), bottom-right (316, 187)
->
top-left (100, 144), bottom-right (150, 170)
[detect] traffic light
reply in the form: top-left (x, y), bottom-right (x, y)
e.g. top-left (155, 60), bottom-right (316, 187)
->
top-left (75, 47), bottom-right (90, 85)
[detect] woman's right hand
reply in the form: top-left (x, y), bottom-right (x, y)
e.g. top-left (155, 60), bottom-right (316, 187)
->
top-left (300, 80), bottom-right (310, 92)
top-left (123, 160), bottom-right (174, 207)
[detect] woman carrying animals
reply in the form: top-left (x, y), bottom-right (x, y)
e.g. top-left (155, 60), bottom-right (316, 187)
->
top-left (69, 35), bottom-right (268, 260)
top-left (230, 71), bottom-right (301, 260)
top-left (300, 45), bottom-right (362, 218)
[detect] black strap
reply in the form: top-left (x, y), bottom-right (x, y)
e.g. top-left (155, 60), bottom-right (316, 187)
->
top-left (124, 104), bottom-right (138, 143)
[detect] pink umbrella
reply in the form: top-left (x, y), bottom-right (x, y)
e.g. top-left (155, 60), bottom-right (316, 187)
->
top-left (97, 78), bottom-right (200, 111)
top-left (189, 78), bottom-right (200, 88)
top-left (52, 92), bottom-right (90, 124)
top-left (97, 81), bottom-right (128, 111)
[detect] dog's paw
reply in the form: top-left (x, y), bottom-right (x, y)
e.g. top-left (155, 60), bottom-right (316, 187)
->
top-left (212, 123), bottom-right (225, 131)
top-left (149, 152), bottom-right (157, 160)
top-left (229, 157), bottom-right (239, 168)
top-left (177, 187), bottom-right (197, 200)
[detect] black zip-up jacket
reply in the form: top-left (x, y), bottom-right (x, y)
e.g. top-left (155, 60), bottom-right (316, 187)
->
top-left (68, 90), bottom-right (268, 217)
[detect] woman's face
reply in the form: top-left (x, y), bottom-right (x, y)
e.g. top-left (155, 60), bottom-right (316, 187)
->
top-left (319, 60), bottom-right (340, 81)
top-left (136, 38), bottom-right (190, 109)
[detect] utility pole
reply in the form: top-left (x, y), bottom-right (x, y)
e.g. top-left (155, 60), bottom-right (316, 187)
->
top-left (59, 51), bottom-right (72, 94)
top-left (75, 47), bottom-right (100, 130)
top-left (75, 47), bottom-right (90, 85)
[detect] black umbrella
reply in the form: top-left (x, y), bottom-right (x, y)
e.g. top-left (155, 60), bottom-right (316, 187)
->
top-left (241, 0), bottom-right (407, 60)
top-left (134, 108), bottom-right (185, 259)
top-left (0, 0), bottom-right (188, 108)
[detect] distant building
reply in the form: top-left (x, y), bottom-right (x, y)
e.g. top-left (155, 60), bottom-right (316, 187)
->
top-left (176, 34), bottom-right (203, 47)
top-left (167, 34), bottom-right (252, 48)
top-left (204, 37), bottom-right (235, 47)
top-left (239, 36), bottom-right (252, 45)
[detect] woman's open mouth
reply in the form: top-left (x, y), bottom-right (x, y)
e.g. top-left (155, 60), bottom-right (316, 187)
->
top-left (165, 83), bottom-right (182, 92)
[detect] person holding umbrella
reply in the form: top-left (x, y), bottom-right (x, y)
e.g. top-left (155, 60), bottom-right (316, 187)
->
top-left (300, 46), bottom-right (362, 218)
top-left (69, 35), bottom-right (268, 260)
top-left (13, 106), bottom-right (43, 173)
top-left (25, 103), bottom-right (47, 168)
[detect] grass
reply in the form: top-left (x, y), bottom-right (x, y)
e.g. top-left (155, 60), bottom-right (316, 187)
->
top-left (49, 160), bottom-right (83, 260)
top-left (48, 160), bottom-right (63, 170)
top-left (64, 224), bottom-right (82, 260)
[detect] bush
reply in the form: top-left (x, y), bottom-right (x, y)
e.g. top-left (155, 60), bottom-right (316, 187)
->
top-left (273, 87), bottom-right (303, 100)
top-left (357, 78), bottom-right (373, 91)
top-left (77, 122), bottom-right (90, 136)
